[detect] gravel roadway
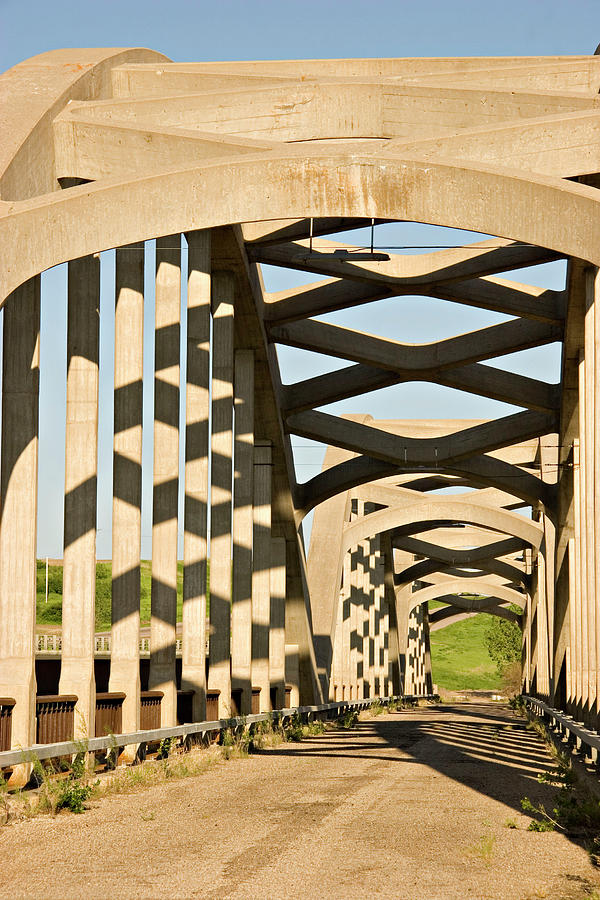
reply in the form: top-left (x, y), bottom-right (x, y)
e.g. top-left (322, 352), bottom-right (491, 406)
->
top-left (1, 703), bottom-right (599, 900)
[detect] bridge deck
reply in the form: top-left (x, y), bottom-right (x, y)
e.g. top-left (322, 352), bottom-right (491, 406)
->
top-left (0, 704), bottom-right (598, 899)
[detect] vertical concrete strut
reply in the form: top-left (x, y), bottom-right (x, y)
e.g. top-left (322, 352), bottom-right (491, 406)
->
top-left (252, 440), bottom-right (272, 710)
top-left (149, 235), bottom-right (181, 726)
top-left (585, 270), bottom-right (597, 720)
top-left (181, 230), bottom-right (211, 721)
top-left (0, 277), bottom-right (40, 784)
top-left (109, 241), bottom-right (144, 751)
top-left (208, 270), bottom-right (235, 717)
top-left (270, 536), bottom-right (287, 709)
top-left (59, 255), bottom-right (100, 740)
top-left (231, 349), bottom-right (254, 713)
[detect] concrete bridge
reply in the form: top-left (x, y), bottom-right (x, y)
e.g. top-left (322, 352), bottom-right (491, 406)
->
top-left (0, 48), bottom-right (598, 787)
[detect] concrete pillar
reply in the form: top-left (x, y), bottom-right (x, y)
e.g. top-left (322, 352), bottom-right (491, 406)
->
top-left (270, 536), bottom-right (286, 709)
top-left (592, 268), bottom-right (600, 721)
top-left (573, 438), bottom-right (583, 710)
top-left (584, 272), bottom-right (597, 719)
top-left (109, 242), bottom-right (144, 750)
top-left (578, 348), bottom-right (590, 714)
top-left (59, 256), bottom-right (100, 740)
top-left (208, 270), bottom-right (235, 717)
top-left (349, 545), bottom-right (360, 700)
top-left (363, 545), bottom-right (374, 698)
top-left (341, 550), bottom-right (352, 699)
top-left (0, 277), bottom-right (40, 783)
top-left (231, 349), bottom-right (254, 713)
top-left (381, 534), bottom-right (401, 695)
top-left (331, 583), bottom-right (344, 700)
top-left (284, 644), bottom-right (300, 707)
top-left (252, 440), bottom-right (272, 710)
top-left (568, 537), bottom-right (576, 703)
top-left (149, 236), bottom-right (181, 726)
top-left (181, 231), bottom-right (211, 721)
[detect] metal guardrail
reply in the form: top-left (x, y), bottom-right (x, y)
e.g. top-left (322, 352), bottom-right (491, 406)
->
top-left (0, 695), bottom-right (419, 770)
top-left (524, 695), bottom-right (600, 760)
top-left (37, 634), bottom-right (202, 656)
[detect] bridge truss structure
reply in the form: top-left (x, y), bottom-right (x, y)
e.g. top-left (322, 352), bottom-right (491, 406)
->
top-left (0, 47), bottom-right (598, 781)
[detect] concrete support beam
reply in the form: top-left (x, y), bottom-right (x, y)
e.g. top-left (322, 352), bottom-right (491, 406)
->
top-left (270, 536), bottom-right (287, 709)
top-left (59, 255), bottom-right (100, 740)
top-left (231, 350), bottom-right (254, 713)
top-left (149, 235), bottom-right (181, 726)
top-left (181, 230), bottom-right (211, 721)
top-left (109, 242), bottom-right (144, 750)
top-left (208, 270), bottom-right (235, 717)
top-left (252, 441), bottom-right (272, 710)
top-left (0, 277), bottom-right (39, 784)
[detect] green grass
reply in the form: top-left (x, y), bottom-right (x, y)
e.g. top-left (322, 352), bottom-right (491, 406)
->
top-left (36, 560), bottom-right (194, 631)
top-left (429, 610), bottom-right (501, 691)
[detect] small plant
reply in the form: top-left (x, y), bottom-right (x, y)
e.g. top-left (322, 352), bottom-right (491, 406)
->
top-left (304, 719), bottom-right (326, 736)
top-left (509, 694), bottom-right (526, 713)
top-left (157, 736), bottom-right (175, 760)
top-left (369, 700), bottom-right (384, 717)
top-left (285, 713), bottom-right (305, 742)
top-left (467, 833), bottom-right (496, 865)
top-left (335, 709), bottom-right (359, 730)
top-left (505, 818), bottom-right (518, 829)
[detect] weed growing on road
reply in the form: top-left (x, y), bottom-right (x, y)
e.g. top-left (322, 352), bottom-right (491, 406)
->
top-left (221, 726), bottom-right (250, 759)
top-left (369, 700), bottom-right (384, 716)
top-left (285, 713), bottom-right (305, 742)
top-left (519, 718), bottom-right (600, 850)
top-left (96, 745), bottom-right (222, 798)
top-left (466, 833), bottom-right (496, 865)
top-left (335, 709), bottom-right (359, 729)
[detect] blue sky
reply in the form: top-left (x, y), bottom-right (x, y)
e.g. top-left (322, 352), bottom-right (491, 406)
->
top-left (1, 0), bottom-right (599, 69)
top-left (1, 0), bottom-right (594, 556)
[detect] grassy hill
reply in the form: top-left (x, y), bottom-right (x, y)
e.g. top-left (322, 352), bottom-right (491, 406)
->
top-left (429, 612), bottom-right (501, 691)
top-left (36, 560), bottom-right (186, 631)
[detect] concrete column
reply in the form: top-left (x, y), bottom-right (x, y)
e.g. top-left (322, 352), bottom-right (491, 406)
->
top-left (284, 644), bottom-right (300, 707)
top-left (584, 272), bottom-right (597, 719)
top-left (231, 349), bottom-right (254, 713)
top-left (208, 270), bottom-right (235, 717)
top-left (578, 348), bottom-right (590, 714)
top-left (349, 545), bottom-right (360, 700)
top-left (331, 583), bottom-right (344, 700)
top-left (362, 539), bottom-right (374, 698)
top-left (109, 242), bottom-right (144, 749)
top-left (592, 268), bottom-right (600, 721)
top-left (270, 536), bottom-right (286, 709)
top-left (252, 440), bottom-right (272, 710)
top-left (181, 230), bottom-right (211, 721)
top-left (341, 550), bottom-right (352, 699)
top-left (567, 537), bottom-right (576, 703)
top-left (0, 277), bottom-right (40, 783)
top-left (59, 256), bottom-right (100, 740)
top-left (363, 545), bottom-right (374, 698)
top-left (573, 439), bottom-right (583, 709)
top-left (381, 534), bottom-right (401, 695)
top-left (149, 236), bottom-right (181, 726)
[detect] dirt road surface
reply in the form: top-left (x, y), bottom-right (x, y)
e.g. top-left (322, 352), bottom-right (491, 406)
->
top-left (1, 704), bottom-right (599, 899)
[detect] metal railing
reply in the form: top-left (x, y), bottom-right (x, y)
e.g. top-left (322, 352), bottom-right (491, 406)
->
top-left (0, 696), bottom-right (403, 771)
top-left (37, 633), bottom-right (193, 656)
top-left (524, 695), bottom-right (600, 762)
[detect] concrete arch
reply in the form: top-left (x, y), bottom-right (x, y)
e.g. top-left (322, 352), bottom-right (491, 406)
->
top-left (408, 579), bottom-right (526, 613)
top-left (341, 499), bottom-right (543, 557)
top-left (295, 454), bottom-right (551, 518)
top-left (429, 605), bottom-right (521, 630)
top-left (2, 135), bottom-right (600, 302)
